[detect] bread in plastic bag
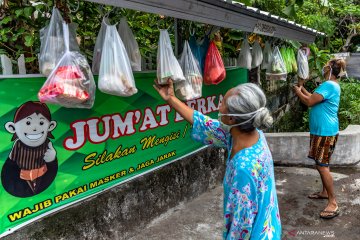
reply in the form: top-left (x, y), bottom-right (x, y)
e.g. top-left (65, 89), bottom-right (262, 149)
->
top-left (98, 24), bottom-right (137, 97)
top-left (118, 17), bottom-right (141, 71)
top-left (92, 17), bottom-right (109, 74)
top-left (38, 23), bottom-right (96, 108)
top-left (175, 40), bottom-right (203, 100)
top-left (157, 29), bottom-right (185, 85)
top-left (297, 48), bottom-right (309, 79)
top-left (237, 39), bottom-right (252, 70)
top-left (203, 41), bottom-right (226, 85)
top-left (262, 41), bottom-right (273, 70)
top-left (251, 40), bottom-right (263, 69)
top-left (266, 46), bottom-right (287, 81)
top-left (39, 7), bottom-right (80, 76)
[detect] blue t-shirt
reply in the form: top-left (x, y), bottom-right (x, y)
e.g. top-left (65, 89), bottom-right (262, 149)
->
top-left (310, 80), bottom-right (341, 136)
top-left (191, 110), bottom-right (282, 240)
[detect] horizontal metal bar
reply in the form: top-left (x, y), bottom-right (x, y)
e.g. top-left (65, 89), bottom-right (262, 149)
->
top-left (85, 0), bottom-right (318, 43)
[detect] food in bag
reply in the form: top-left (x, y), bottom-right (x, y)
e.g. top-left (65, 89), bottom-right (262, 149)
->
top-left (98, 24), bottom-right (137, 97)
top-left (157, 29), bottom-right (185, 84)
top-left (92, 17), bottom-right (109, 74)
top-left (266, 46), bottom-right (287, 81)
top-left (251, 40), bottom-right (263, 69)
top-left (203, 41), bottom-right (226, 85)
top-left (175, 40), bottom-right (203, 100)
top-left (118, 17), bottom-right (141, 71)
top-left (297, 48), bottom-right (309, 79)
top-left (237, 39), bottom-right (252, 70)
top-left (262, 41), bottom-right (272, 70)
top-left (39, 7), bottom-right (80, 76)
top-left (39, 23), bottom-right (96, 108)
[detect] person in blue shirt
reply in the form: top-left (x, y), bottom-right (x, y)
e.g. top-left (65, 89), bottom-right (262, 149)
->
top-left (154, 80), bottom-right (281, 239)
top-left (293, 59), bottom-right (346, 219)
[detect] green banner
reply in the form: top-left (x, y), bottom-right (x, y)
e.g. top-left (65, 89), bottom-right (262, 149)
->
top-left (0, 67), bottom-right (247, 237)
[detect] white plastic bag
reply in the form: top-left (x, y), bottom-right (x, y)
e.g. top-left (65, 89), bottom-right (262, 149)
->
top-left (237, 39), bottom-right (252, 70)
top-left (118, 17), bottom-right (141, 71)
top-left (251, 40), bottom-right (263, 69)
top-left (38, 22), bottom-right (96, 108)
top-left (175, 41), bottom-right (203, 101)
top-left (98, 24), bottom-right (137, 97)
top-left (92, 17), bottom-right (109, 74)
top-left (262, 41), bottom-right (272, 70)
top-left (297, 49), bottom-right (309, 79)
top-left (39, 7), bottom-right (79, 76)
top-left (157, 29), bottom-right (185, 84)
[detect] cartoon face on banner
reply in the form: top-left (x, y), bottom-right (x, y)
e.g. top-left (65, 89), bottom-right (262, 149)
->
top-left (1, 101), bottom-right (58, 198)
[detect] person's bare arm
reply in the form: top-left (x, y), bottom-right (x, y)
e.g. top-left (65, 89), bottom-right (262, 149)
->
top-left (301, 87), bottom-right (312, 97)
top-left (153, 79), bottom-right (194, 124)
top-left (293, 85), bottom-right (323, 107)
top-left (297, 78), bottom-right (312, 97)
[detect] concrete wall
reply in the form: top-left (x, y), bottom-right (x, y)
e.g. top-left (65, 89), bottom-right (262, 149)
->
top-left (3, 148), bottom-right (226, 240)
top-left (266, 125), bottom-right (360, 166)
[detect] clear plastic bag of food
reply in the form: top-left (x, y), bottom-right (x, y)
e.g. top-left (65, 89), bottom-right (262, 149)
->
top-left (175, 40), bottom-right (203, 100)
top-left (266, 46), bottom-right (287, 81)
top-left (38, 23), bottom-right (96, 108)
top-left (237, 39), bottom-right (252, 70)
top-left (92, 17), bottom-right (109, 74)
top-left (203, 41), bottom-right (226, 85)
top-left (297, 48), bottom-right (309, 79)
top-left (39, 7), bottom-right (79, 76)
top-left (98, 24), bottom-right (137, 97)
top-left (251, 40), bottom-right (263, 69)
top-left (157, 29), bottom-right (185, 84)
top-left (118, 17), bottom-right (141, 71)
top-left (262, 41), bottom-right (273, 70)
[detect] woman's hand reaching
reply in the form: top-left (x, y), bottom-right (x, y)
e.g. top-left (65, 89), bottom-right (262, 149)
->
top-left (153, 78), bottom-right (175, 102)
top-left (153, 78), bottom-right (194, 124)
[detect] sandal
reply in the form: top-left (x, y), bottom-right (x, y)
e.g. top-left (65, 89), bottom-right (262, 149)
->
top-left (308, 192), bottom-right (328, 199)
top-left (320, 207), bottom-right (340, 219)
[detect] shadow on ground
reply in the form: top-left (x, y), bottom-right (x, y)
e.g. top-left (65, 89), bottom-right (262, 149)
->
top-left (130, 165), bottom-right (360, 240)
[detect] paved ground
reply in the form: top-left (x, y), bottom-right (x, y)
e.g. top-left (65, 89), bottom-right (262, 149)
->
top-left (130, 165), bottom-right (360, 240)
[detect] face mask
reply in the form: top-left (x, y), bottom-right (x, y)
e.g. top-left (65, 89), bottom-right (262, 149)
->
top-left (218, 107), bottom-right (265, 133)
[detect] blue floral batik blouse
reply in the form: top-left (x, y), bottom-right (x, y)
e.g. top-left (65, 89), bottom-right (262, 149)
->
top-left (191, 110), bottom-right (281, 240)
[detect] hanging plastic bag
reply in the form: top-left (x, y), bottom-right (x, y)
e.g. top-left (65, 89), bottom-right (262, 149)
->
top-left (157, 29), bottom-right (185, 85)
top-left (297, 48), bottom-right (309, 79)
top-left (266, 46), bottom-right (287, 81)
top-left (189, 34), bottom-right (202, 70)
top-left (98, 24), bottom-right (137, 97)
top-left (118, 17), bottom-right (141, 71)
top-left (262, 41), bottom-right (272, 70)
top-left (289, 48), bottom-right (298, 73)
top-left (251, 40), bottom-right (263, 69)
top-left (237, 39), bottom-right (252, 70)
top-left (175, 41), bottom-right (203, 100)
top-left (38, 23), bottom-right (96, 108)
top-left (39, 7), bottom-right (80, 76)
top-left (189, 33), bottom-right (210, 75)
top-left (203, 41), bottom-right (226, 85)
top-left (92, 17), bottom-right (109, 74)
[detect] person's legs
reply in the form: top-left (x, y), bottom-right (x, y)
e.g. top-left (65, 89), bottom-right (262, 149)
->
top-left (316, 165), bottom-right (338, 217)
top-left (316, 166), bottom-right (328, 197)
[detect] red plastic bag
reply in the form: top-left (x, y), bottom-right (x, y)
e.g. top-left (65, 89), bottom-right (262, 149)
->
top-left (203, 41), bottom-right (226, 85)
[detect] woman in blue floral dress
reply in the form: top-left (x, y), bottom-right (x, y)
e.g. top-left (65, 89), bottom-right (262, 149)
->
top-left (154, 80), bottom-right (281, 239)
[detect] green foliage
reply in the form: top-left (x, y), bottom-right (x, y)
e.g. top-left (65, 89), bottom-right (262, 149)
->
top-left (276, 80), bottom-right (360, 132)
top-left (308, 44), bottom-right (332, 78)
top-left (338, 80), bottom-right (360, 129)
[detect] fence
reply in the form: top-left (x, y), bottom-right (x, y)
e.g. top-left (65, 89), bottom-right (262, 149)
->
top-left (0, 54), bottom-right (238, 76)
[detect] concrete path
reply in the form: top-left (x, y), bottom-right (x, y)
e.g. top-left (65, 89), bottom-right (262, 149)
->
top-left (130, 166), bottom-right (360, 240)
